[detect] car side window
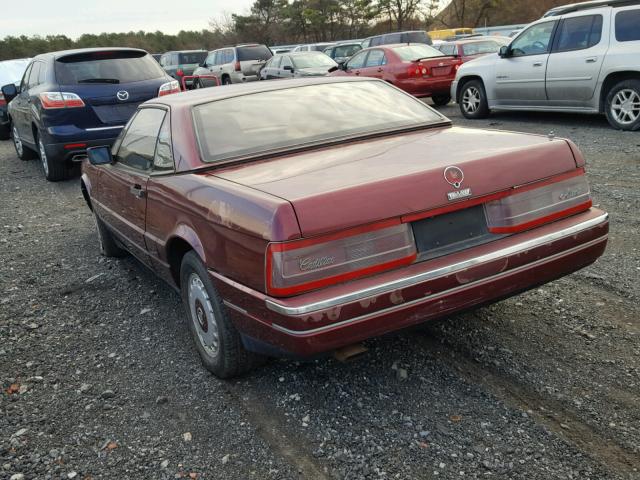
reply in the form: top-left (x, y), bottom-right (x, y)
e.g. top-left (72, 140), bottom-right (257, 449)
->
top-left (510, 21), bottom-right (557, 57)
top-left (115, 108), bottom-right (166, 172)
top-left (370, 37), bottom-right (383, 47)
top-left (154, 114), bottom-right (174, 172)
top-left (281, 56), bottom-right (293, 69)
top-left (28, 62), bottom-right (41, 89)
top-left (20, 63), bottom-right (33, 92)
top-left (205, 53), bottom-right (215, 67)
top-left (615, 9), bottom-right (640, 42)
top-left (38, 63), bottom-right (47, 84)
top-left (386, 33), bottom-right (402, 44)
top-left (272, 56), bottom-right (282, 69)
top-left (365, 49), bottom-right (386, 67)
top-left (347, 51), bottom-right (368, 69)
top-left (225, 49), bottom-right (235, 64)
top-left (439, 44), bottom-right (457, 56)
top-left (553, 15), bottom-right (602, 52)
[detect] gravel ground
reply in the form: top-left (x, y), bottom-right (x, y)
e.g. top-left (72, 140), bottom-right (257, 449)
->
top-left (1, 103), bottom-right (638, 480)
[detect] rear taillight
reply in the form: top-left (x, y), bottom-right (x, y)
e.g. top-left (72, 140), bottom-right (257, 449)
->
top-left (176, 68), bottom-right (184, 77)
top-left (158, 80), bottom-right (180, 97)
top-left (407, 65), bottom-right (428, 77)
top-left (39, 92), bottom-right (85, 109)
top-left (0, 93), bottom-right (6, 106)
top-left (266, 222), bottom-right (417, 297)
top-left (234, 61), bottom-right (241, 72)
top-left (485, 173), bottom-right (592, 234)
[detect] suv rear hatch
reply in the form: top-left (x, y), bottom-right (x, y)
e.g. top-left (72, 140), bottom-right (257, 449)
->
top-left (54, 50), bottom-right (169, 127)
top-left (237, 45), bottom-right (273, 76)
top-left (213, 127), bottom-right (583, 237)
top-left (177, 51), bottom-right (208, 77)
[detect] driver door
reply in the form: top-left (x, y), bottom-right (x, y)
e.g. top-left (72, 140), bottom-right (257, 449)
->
top-left (495, 20), bottom-right (558, 106)
top-left (93, 107), bottom-right (167, 267)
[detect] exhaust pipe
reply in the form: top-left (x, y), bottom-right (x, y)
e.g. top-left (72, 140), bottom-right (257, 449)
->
top-left (333, 343), bottom-right (368, 363)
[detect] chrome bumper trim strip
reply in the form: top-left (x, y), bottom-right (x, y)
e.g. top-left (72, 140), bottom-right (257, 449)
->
top-left (85, 125), bottom-right (125, 131)
top-left (265, 213), bottom-right (609, 317)
top-left (269, 234), bottom-right (608, 336)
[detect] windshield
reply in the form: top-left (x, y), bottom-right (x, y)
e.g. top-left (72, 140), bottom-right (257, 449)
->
top-left (0, 59), bottom-right (31, 86)
top-left (237, 45), bottom-right (273, 61)
top-left (392, 44), bottom-right (444, 60)
top-left (292, 54), bottom-right (338, 69)
top-left (461, 41), bottom-right (501, 56)
top-left (179, 52), bottom-right (207, 65)
top-left (55, 50), bottom-right (165, 84)
top-left (193, 81), bottom-right (445, 163)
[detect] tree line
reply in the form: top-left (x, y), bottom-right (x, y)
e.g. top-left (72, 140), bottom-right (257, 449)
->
top-left (0, 0), bottom-right (567, 61)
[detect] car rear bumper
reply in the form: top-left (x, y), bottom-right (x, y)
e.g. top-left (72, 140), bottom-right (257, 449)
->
top-left (230, 72), bottom-right (260, 83)
top-left (450, 80), bottom-right (459, 101)
top-left (212, 209), bottom-right (609, 357)
top-left (397, 77), bottom-right (456, 97)
top-left (45, 131), bottom-right (119, 163)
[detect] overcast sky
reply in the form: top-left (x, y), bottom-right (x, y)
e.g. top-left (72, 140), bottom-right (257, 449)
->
top-left (0, 0), bottom-right (256, 38)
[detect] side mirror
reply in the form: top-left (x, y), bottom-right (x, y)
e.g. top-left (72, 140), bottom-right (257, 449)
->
top-left (1, 84), bottom-right (18, 103)
top-left (328, 66), bottom-right (339, 73)
top-left (283, 65), bottom-right (294, 72)
top-left (499, 46), bottom-right (510, 58)
top-left (87, 146), bottom-right (113, 166)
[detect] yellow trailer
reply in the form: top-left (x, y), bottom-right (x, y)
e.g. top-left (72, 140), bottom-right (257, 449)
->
top-left (428, 28), bottom-right (474, 40)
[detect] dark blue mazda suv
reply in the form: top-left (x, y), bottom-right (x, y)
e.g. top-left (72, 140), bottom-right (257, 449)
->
top-left (1, 48), bottom-right (179, 181)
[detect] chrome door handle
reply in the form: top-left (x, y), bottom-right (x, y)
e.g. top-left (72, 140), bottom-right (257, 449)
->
top-left (533, 62), bottom-right (543, 67)
top-left (377, 68), bottom-right (383, 72)
top-left (130, 184), bottom-right (146, 199)
top-left (585, 57), bottom-right (597, 63)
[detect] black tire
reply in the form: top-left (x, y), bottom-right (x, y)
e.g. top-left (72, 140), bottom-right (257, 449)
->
top-left (222, 76), bottom-right (232, 86)
top-left (432, 94), bottom-right (451, 107)
top-left (93, 213), bottom-right (127, 258)
top-left (35, 130), bottom-right (66, 181)
top-left (193, 79), bottom-right (202, 89)
top-left (0, 123), bottom-right (10, 140)
top-left (180, 251), bottom-right (265, 378)
top-left (458, 79), bottom-right (490, 119)
top-left (604, 79), bottom-right (640, 131)
top-left (11, 124), bottom-right (37, 160)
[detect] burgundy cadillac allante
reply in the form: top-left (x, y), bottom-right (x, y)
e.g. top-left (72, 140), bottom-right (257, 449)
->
top-left (80, 77), bottom-right (608, 378)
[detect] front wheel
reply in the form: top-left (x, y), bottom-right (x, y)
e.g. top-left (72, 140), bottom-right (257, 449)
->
top-left (605, 79), bottom-right (640, 131)
top-left (221, 76), bottom-right (232, 86)
top-left (180, 251), bottom-right (264, 378)
top-left (36, 131), bottom-right (66, 181)
top-left (12, 125), bottom-right (36, 160)
top-left (432, 94), bottom-right (451, 107)
top-left (459, 80), bottom-right (490, 119)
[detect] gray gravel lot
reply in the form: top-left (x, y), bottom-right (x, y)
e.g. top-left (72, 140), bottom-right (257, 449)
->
top-left (1, 103), bottom-right (638, 480)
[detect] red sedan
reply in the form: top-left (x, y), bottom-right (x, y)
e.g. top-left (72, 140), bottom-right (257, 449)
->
top-left (331, 43), bottom-right (462, 105)
top-left (437, 37), bottom-right (511, 63)
top-left (81, 77), bottom-right (608, 378)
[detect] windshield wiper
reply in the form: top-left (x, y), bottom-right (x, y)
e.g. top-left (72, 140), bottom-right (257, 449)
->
top-left (78, 78), bottom-right (120, 84)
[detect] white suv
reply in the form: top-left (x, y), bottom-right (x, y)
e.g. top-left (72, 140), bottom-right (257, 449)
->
top-left (451, 0), bottom-right (640, 130)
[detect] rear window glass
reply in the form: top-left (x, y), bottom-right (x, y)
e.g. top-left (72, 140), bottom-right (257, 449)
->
top-left (0, 59), bottom-right (31, 86)
top-left (403, 31), bottom-right (432, 45)
top-left (615, 9), bottom-right (640, 42)
top-left (178, 52), bottom-right (207, 65)
top-left (333, 44), bottom-right (362, 58)
top-left (193, 81), bottom-right (445, 163)
top-left (292, 53), bottom-right (337, 69)
top-left (237, 45), bottom-right (273, 61)
top-left (392, 44), bottom-right (444, 60)
top-left (55, 51), bottom-right (165, 85)
top-left (461, 40), bottom-right (502, 56)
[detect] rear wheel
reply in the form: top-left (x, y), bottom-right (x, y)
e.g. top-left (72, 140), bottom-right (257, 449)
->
top-left (36, 131), bottom-right (66, 181)
top-left (605, 79), bottom-right (640, 131)
top-left (193, 79), bottom-right (202, 89)
top-left (12, 125), bottom-right (36, 160)
top-left (222, 76), bottom-right (232, 86)
top-left (432, 94), bottom-right (451, 107)
top-left (459, 80), bottom-right (490, 119)
top-left (180, 251), bottom-right (265, 378)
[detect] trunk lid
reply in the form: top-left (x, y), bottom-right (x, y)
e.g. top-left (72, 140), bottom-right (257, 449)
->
top-left (213, 126), bottom-right (580, 237)
top-left (417, 56), bottom-right (460, 77)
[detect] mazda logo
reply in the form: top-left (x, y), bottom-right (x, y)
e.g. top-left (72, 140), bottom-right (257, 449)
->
top-left (116, 90), bottom-right (129, 101)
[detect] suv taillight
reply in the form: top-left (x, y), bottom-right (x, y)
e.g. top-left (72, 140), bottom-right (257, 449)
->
top-left (158, 80), bottom-right (180, 97)
top-left (234, 61), bottom-right (242, 72)
top-left (39, 92), bottom-right (85, 109)
top-left (0, 93), bottom-right (6, 106)
top-left (266, 222), bottom-right (417, 297)
top-left (485, 172), bottom-right (592, 234)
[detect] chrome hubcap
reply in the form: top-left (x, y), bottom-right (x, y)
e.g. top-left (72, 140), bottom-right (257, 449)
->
top-left (187, 273), bottom-right (219, 357)
top-left (13, 127), bottom-right (23, 157)
top-left (611, 89), bottom-right (640, 125)
top-left (39, 139), bottom-right (49, 176)
top-left (462, 87), bottom-right (481, 114)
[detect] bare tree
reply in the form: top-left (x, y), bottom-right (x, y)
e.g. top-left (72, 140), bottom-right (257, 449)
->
top-left (378, 0), bottom-right (424, 31)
